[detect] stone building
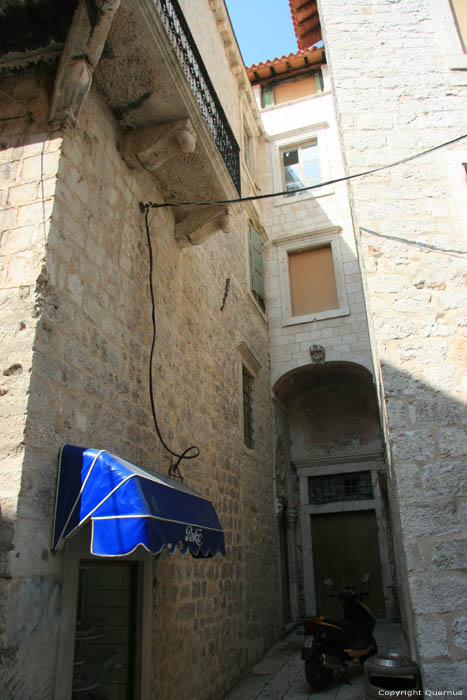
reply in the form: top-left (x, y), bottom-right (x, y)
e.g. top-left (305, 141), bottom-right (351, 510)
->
top-left (250, 0), bottom-right (466, 692)
top-left (0, 1), bottom-right (281, 698)
top-left (247, 46), bottom-right (397, 628)
top-left (1, 0), bottom-right (466, 698)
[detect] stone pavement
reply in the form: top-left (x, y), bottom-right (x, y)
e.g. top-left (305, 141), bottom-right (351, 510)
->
top-left (222, 621), bottom-right (408, 700)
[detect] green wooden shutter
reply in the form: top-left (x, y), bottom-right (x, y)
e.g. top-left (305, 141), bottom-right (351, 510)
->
top-left (261, 85), bottom-right (274, 108)
top-left (250, 225), bottom-right (265, 310)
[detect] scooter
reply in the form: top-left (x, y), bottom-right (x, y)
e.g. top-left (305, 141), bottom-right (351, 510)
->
top-left (301, 573), bottom-right (377, 692)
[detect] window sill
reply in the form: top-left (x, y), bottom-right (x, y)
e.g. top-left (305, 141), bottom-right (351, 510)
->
top-left (283, 305), bottom-right (350, 326)
top-left (260, 89), bottom-right (332, 112)
top-left (447, 54), bottom-right (467, 84)
top-left (447, 53), bottom-right (467, 69)
top-left (248, 290), bottom-right (268, 323)
top-left (274, 183), bottom-right (334, 206)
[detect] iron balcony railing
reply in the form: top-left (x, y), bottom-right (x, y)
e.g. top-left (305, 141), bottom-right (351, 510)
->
top-left (155, 0), bottom-right (241, 195)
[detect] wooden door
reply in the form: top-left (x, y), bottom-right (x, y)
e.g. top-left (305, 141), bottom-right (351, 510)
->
top-left (311, 510), bottom-right (385, 618)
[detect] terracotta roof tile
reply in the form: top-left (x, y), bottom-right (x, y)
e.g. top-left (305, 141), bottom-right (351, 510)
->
top-left (289, 0), bottom-right (322, 50)
top-left (246, 46), bottom-right (325, 84)
top-left (247, 46), bottom-right (322, 72)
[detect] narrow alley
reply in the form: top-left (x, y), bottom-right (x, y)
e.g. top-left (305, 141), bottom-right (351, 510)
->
top-left (223, 622), bottom-right (407, 700)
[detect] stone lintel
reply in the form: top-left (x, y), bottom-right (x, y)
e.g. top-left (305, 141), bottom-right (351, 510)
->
top-left (121, 119), bottom-right (197, 172)
top-left (175, 205), bottom-right (233, 247)
top-left (49, 0), bottom-right (121, 124)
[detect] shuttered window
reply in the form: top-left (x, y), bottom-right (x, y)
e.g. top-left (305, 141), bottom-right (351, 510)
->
top-left (451, 0), bottom-right (467, 51)
top-left (288, 245), bottom-right (338, 316)
top-left (249, 224), bottom-right (266, 311)
top-left (261, 85), bottom-right (274, 108)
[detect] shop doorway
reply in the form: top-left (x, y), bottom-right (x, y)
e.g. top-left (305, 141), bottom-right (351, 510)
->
top-left (311, 510), bottom-right (385, 618)
top-left (73, 561), bottom-right (138, 699)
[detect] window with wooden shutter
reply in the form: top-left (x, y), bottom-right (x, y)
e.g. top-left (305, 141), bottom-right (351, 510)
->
top-left (288, 245), bottom-right (338, 316)
top-left (261, 85), bottom-right (274, 108)
top-left (450, 0), bottom-right (467, 51)
top-left (249, 224), bottom-right (266, 311)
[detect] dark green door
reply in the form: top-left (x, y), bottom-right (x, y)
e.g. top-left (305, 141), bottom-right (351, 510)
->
top-left (311, 510), bottom-right (385, 618)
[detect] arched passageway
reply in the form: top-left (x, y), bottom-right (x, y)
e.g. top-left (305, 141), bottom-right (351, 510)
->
top-left (273, 362), bottom-right (396, 620)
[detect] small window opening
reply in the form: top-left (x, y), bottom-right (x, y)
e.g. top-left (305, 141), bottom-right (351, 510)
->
top-left (282, 141), bottom-right (321, 194)
top-left (242, 365), bottom-right (255, 449)
top-left (308, 471), bottom-right (374, 505)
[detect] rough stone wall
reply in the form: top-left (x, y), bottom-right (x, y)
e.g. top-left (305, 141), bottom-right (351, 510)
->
top-left (0, 67), bottom-right (280, 700)
top-left (317, 0), bottom-right (467, 690)
top-left (0, 73), bottom-right (64, 698)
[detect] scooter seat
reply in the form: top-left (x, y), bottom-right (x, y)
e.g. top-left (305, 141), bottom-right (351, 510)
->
top-left (320, 616), bottom-right (348, 631)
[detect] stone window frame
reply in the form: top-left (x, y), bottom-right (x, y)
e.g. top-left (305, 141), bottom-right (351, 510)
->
top-left (435, 0), bottom-right (467, 77)
top-left (241, 105), bottom-right (259, 191)
top-left (242, 118), bottom-right (254, 175)
top-left (269, 123), bottom-right (333, 207)
top-left (274, 227), bottom-right (350, 327)
top-left (238, 342), bottom-right (261, 455)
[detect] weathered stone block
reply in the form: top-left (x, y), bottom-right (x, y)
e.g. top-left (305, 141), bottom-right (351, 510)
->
top-left (391, 429), bottom-right (436, 462)
top-left (439, 428), bottom-right (467, 459)
top-left (7, 182), bottom-right (39, 207)
top-left (408, 395), bottom-right (459, 427)
top-left (404, 539), bottom-right (426, 573)
top-left (395, 463), bottom-right (421, 498)
top-left (416, 616), bottom-right (449, 659)
top-left (422, 660), bottom-right (466, 692)
top-left (399, 500), bottom-right (460, 537)
top-left (432, 539), bottom-right (467, 571)
top-left (423, 462), bottom-right (467, 497)
top-left (410, 575), bottom-right (467, 615)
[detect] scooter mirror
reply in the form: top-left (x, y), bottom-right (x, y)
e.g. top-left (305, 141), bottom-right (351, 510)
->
top-left (323, 578), bottom-right (334, 587)
top-left (362, 572), bottom-right (370, 583)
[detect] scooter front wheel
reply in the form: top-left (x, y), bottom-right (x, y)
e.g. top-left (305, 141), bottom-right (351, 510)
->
top-left (304, 658), bottom-right (332, 692)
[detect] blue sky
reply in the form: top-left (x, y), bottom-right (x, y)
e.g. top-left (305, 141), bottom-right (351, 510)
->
top-left (224, 0), bottom-right (298, 67)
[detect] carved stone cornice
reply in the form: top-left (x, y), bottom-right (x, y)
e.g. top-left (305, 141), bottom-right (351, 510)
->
top-left (121, 119), bottom-right (197, 172)
top-left (49, 0), bottom-right (121, 125)
top-left (174, 205), bottom-right (233, 247)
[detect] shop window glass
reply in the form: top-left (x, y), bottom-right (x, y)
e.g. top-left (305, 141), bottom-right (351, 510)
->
top-left (73, 562), bottom-right (137, 699)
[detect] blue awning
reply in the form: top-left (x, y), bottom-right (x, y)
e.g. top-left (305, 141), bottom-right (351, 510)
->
top-left (52, 445), bottom-right (225, 557)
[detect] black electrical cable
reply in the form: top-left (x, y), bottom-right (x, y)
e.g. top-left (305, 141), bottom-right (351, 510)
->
top-left (143, 206), bottom-right (200, 477)
top-left (140, 132), bottom-right (467, 210)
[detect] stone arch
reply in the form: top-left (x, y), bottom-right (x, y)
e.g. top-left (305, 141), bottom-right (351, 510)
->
top-left (273, 361), bottom-right (383, 464)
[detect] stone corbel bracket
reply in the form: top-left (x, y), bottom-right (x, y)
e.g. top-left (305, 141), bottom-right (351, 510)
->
top-left (175, 205), bottom-right (233, 247)
top-left (49, 0), bottom-right (121, 125)
top-left (121, 119), bottom-right (197, 172)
